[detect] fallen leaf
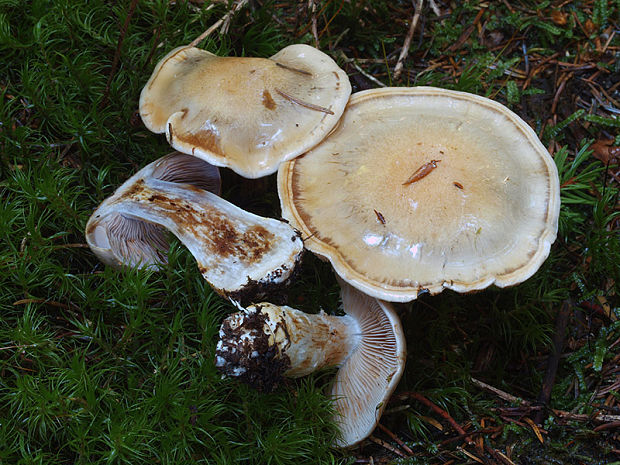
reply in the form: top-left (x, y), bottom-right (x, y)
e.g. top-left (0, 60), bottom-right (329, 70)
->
top-left (551, 10), bottom-right (567, 26)
top-left (591, 139), bottom-right (620, 165)
top-left (420, 415), bottom-right (443, 431)
top-left (524, 417), bottom-right (544, 444)
top-left (584, 18), bottom-right (597, 36)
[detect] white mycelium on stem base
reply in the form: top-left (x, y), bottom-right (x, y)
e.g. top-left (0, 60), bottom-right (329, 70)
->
top-left (215, 280), bottom-right (406, 447)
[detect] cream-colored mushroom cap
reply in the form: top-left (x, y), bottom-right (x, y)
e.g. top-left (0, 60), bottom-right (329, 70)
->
top-left (139, 44), bottom-right (351, 178)
top-left (279, 87), bottom-right (561, 302)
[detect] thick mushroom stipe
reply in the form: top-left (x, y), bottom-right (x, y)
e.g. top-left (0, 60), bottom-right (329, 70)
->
top-left (86, 152), bottom-right (220, 269)
top-left (279, 87), bottom-right (561, 302)
top-left (86, 153), bottom-right (304, 302)
top-left (215, 280), bottom-right (406, 447)
top-left (139, 44), bottom-right (351, 178)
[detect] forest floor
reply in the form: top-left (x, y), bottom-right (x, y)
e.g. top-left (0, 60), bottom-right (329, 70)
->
top-left (0, 1), bottom-right (618, 464)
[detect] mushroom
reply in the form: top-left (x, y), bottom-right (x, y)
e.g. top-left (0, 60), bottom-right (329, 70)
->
top-left (278, 87), bottom-right (561, 302)
top-left (215, 278), bottom-right (406, 448)
top-left (85, 152), bottom-right (304, 302)
top-left (139, 44), bottom-right (351, 178)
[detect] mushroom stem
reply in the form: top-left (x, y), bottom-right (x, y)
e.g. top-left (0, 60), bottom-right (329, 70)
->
top-left (102, 177), bottom-right (302, 299)
top-left (216, 280), bottom-right (406, 447)
top-left (216, 304), bottom-right (361, 384)
top-left (86, 153), bottom-right (303, 302)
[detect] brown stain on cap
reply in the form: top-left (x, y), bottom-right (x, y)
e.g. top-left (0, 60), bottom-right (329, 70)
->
top-left (262, 89), bottom-right (276, 110)
top-left (173, 127), bottom-right (225, 157)
top-left (128, 182), bottom-right (277, 266)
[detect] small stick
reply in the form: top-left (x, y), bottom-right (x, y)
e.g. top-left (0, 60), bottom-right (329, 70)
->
top-left (339, 51), bottom-right (387, 87)
top-left (51, 243), bottom-right (89, 249)
top-left (374, 210), bottom-right (386, 224)
top-left (377, 423), bottom-right (413, 455)
top-left (593, 421), bottom-right (620, 432)
top-left (0, 344), bottom-right (38, 351)
top-left (457, 447), bottom-right (485, 464)
top-left (309, 0), bottom-right (319, 48)
top-left (402, 159), bottom-right (440, 185)
top-left (438, 428), bottom-right (501, 447)
top-left (275, 88), bottom-right (334, 114)
top-left (13, 298), bottom-right (78, 311)
top-left (551, 409), bottom-right (620, 423)
top-left (470, 377), bottom-right (530, 406)
top-left (368, 435), bottom-right (407, 458)
top-left (534, 301), bottom-right (571, 425)
top-left (101, 0), bottom-right (139, 108)
top-left (485, 444), bottom-right (517, 465)
top-left (351, 60), bottom-right (387, 87)
top-left (398, 392), bottom-right (470, 440)
top-left (428, 0), bottom-right (440, 16)
top-left (275, 62), bottom-right (312, 76)
top-left (189, 0), bottom-right (248, 48)
top-left (551, 74), bottom-right (570, 115)
top-left (394, 0), bottom-right (424, 80)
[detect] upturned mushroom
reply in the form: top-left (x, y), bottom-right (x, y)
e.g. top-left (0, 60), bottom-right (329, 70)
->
top-left (139, 44), bottom-right (351, 178)
top-left (215, 279), bottom-right (406, 448)
top-left (85, 152), bottom-right (304, 302)
top-left (278, 87), bottom-right (561, 302)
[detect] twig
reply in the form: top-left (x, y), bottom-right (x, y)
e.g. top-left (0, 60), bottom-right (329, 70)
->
top-left (377, 423), bottom-right (413, 455)
top-left (309, 0), bottom-right (319, 48)
top-left (534, 301), bottom-right (571, 425)
top-left (50, 243), bottom-right (89, 249)
top-left (470, 378), bottom-right (530, 406)
top-left (394, 0), bottom-right (424, 80)
top-left (551, 74), bottom-right (571, 115)
top-left (101, 0), bottom-right (139, 108)
top-left (551, 409), bottom-right (620, 423)
top-left (446, 7), bottom-right (485, 53)
top-left (457, 447), bottom-right (485, 464)
top-left (351, 61), bottom-right (387, 87)
top-left (274, 88), bottom-right (334, 114)
top-left (0, 343), bottom-right (38, 351)
top-left (438, 428), bottom-right (501, 447)
top-left (189, 0), bottom-right (248, 48)
top-left (485, 445), bottom-right (517, 465)
top-left (141, 25), bottom-right (162, 72)
top-left (398, 392), bottom-right (471, 441)
top-left (368, 435), bottom-right (407, 458)
top-left (428, 0), bottom-right (440, 16)
top-left (13, 298), bottom-right (79, 311)
top-left (275, 62), bottom-right (313, 76)
top-left (593, 421), bottom-right (620, 432)
top-left (339, 52), bottom-right (386, 87)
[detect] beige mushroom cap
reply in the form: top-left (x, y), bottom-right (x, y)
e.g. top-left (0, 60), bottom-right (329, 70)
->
top-left (279, 87), bottom-right (561, 302)
top-left (139, 44), bottom-right (351, 178)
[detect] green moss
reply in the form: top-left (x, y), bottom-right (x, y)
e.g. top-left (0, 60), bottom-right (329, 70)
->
top-left (1, 0), bottom-right (618, 463)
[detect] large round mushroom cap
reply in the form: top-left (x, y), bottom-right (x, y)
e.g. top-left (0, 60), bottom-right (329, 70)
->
top-left (139, 44), bottom-right (351, 178)
top-left (279, 87), bottom-right (561, 302)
